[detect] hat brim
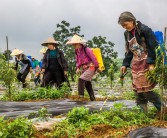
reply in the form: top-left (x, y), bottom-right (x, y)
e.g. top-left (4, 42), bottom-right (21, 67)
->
top-left (41, 42), bottom-right (59, 46)
top-left (66, 41), bottom-right (87, 45)
top-left (11, 51), bottom-right (23, 56)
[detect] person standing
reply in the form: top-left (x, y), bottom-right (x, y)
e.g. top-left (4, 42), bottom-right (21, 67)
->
top-left (41, 37), bottom-right (68, 88)
top-left (31, 57), bottom-right (41, 85)
top-left (11, 48), bottom-right (32, 88)
top-left (66, 34), bottom-right (99, 101)
top-left (118, 11), bottom-right (161, 112)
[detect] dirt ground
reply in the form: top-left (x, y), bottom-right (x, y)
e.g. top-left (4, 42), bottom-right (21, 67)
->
top-left (32, 120), bottom-right (167, 138)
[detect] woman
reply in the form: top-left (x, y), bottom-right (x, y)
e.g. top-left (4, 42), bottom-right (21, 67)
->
top-left (66, 34), bottom-right (99, 101)
top-left (118, 11), bottom-right (161, 112)
top-left (41, 37), bottom-right (68, 88)
top-left (11, 48), bottom-right (32, 88)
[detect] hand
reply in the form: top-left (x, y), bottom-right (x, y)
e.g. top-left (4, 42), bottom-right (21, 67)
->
top-left (64, 71), bottom-right (67, 76)
top-left (29, 68), bottom-right (33, 73)
top-left (120, 66), bottom-right (127, 74)
top-left (76, 68), bottom-right (80, 74)
top-left (96, 68), bottom-right (102, 73)
top-left (41, 69), bottom-right (45, 73)
top-left (149, 64), bottom-right (154, 71)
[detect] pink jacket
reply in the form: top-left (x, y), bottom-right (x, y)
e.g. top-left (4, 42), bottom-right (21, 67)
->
top-left (75, 46), bottom-right (99, 69)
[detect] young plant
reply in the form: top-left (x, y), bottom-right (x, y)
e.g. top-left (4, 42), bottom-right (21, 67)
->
top-left (0, 52), bottom-right (16, 100)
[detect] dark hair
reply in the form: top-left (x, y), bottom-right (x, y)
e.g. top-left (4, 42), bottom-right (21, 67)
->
top-left (118, 11), bottom-right (136, 24)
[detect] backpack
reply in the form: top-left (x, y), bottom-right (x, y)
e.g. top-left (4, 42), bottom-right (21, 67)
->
top-left (84, 46), bottom-right (105, 71)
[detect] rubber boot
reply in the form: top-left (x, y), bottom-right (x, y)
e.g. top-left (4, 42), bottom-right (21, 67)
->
top-left (85, 81), bottom-right (96, 101)
top-left (78, 78), bottom-right (85, 98)
top-left (153, 100), bottom-right (162, 111)
top-left (138, 104), bottom-right (148, 113)
top-left (22, 82), bottom-right (28, 88)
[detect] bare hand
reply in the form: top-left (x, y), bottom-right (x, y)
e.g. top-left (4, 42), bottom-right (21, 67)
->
top-left (149, 64), bottom-right (154, 71)
top-left (120, 66), bottom-right (127, 74)
top-left (41, 69), bottom-right (45, 73)
top-left (96, 68), bottom-right (101, 73)
top-left (76, 68), bottom-right (80, 74)
top-left (64, 71), bottom-right (67, 76)
top-left (29, 67), bottom-right (33, 73)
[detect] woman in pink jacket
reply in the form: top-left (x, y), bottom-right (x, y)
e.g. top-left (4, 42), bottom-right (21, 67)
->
top-left (66, 34), bottom-right (99, 101)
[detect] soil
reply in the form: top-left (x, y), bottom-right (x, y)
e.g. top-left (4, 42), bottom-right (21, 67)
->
top-left (76, 121), bottom-right (167, 138)
top-left (31, 118), bottom-right (167, 138)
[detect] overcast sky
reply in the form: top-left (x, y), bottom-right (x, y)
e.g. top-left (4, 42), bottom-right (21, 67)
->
top-left (0, 0), bottom-right (166, 60)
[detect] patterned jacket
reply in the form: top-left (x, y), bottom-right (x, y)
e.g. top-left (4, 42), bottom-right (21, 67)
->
top-left (122, 21), bottom-right (158, 67)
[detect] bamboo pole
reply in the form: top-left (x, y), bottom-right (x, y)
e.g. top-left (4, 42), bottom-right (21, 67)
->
top-left (6, 36), bottom-right (9, 68)
top-left (160, 27), bottom-right (167, 120)
top-left (164, 27), bottom-right (167, 49)
top-left (6, 36), bottom-right (11, 100)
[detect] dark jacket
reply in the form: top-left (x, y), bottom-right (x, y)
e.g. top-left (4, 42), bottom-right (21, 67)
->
top-left (42, 48), bottom-right (68, 71)
top-left (122, 21), bottom-right (158, 67)
top-left (15, 54), bottom-right (32, 71)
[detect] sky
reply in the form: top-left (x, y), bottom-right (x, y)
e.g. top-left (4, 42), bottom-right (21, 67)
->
top-left (0, 0), bottom-right (166, 60)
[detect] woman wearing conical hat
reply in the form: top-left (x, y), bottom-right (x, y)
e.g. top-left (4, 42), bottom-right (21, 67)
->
top-left (66, 34), bottom-right (99, 101)
top-left (11, 48), bottom-right (32, 88)
top-left (41, 37), bottom-right (68, 88)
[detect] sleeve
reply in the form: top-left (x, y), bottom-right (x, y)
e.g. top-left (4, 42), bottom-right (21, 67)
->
top-left (35, 60), bottom-right (39, 66)
top-left (122, 32), bottom-right (133, 67)
top-left (76, 54), bottom-right (80, 69)
top-left (23, 55), bottom-right (32, 67)
top-left (85, 47), bottom-right (99, 68)
top-left (122, 51), bottom-right (133, 67)
top-left (42, 52), bottom-right (47, 69)
top-left (142, 26), bottom-right (158, 64)
top-left (15, 57), bottom-right (18, 70)
top-left (60, 51), bottom-right (68, 71)
top-left (24, 59), bottom-right (32, 67)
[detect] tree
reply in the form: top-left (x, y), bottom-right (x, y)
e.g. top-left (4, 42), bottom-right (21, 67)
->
top-left (87, 36), bottom-right (118, 76)
top-left (0, 51), bottom-right (16, 100)
top-left (3, 50), bottom-right (13, 61)
top-left (53, 20), bottom-right (84, 81)
top-left (53, 21), bottom-right (118, 80)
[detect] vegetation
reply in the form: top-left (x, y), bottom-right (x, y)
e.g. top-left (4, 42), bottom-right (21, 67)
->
top-left (146, 44), bottom-right (167, 89)
top-left (0, 117), bottom-right (33, 138)
top-left (1, 82), bottom-right (70, 101)
top-left (0, 51), bottom-right (16, 100)
top-left (47, 104), bottom-right (159, 138)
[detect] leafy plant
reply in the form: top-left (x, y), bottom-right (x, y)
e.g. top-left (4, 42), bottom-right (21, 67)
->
top-left (146, 44), bottom-right (167, 89)
top-left (0, 117), bottom-right (33, 138)
top-left (0, 51), bottom-right (16, 100)
top-left (67, 107), bottom-right (89, 125)
top-left (28, 107), bottom-right (52, 122)
top-left (108, 63), bottom-right (115, 88)
top-left (1, 82), bottom-right (71, 101)
top-left (52, 103), bottom-right (156, 137)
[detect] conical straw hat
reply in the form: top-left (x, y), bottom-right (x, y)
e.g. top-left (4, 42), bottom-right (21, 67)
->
top-left (11, 48), bottom-right (23, 56)
top-left (41, 37), bottom-right (59, 46)
top-left (40, 47), bottom-right (48, 54)
top-left (66, 34), bottom-right (87, 45)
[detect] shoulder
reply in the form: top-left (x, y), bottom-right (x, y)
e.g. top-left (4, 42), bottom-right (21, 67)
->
top-left (83, 45), bottom-right (91, 51)
top-left (57, 48), bottom-right (63, 54)
top-left (137, 21), bottom-right (152, 33)
top-left (124, 31), bottom-right (128, 37)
